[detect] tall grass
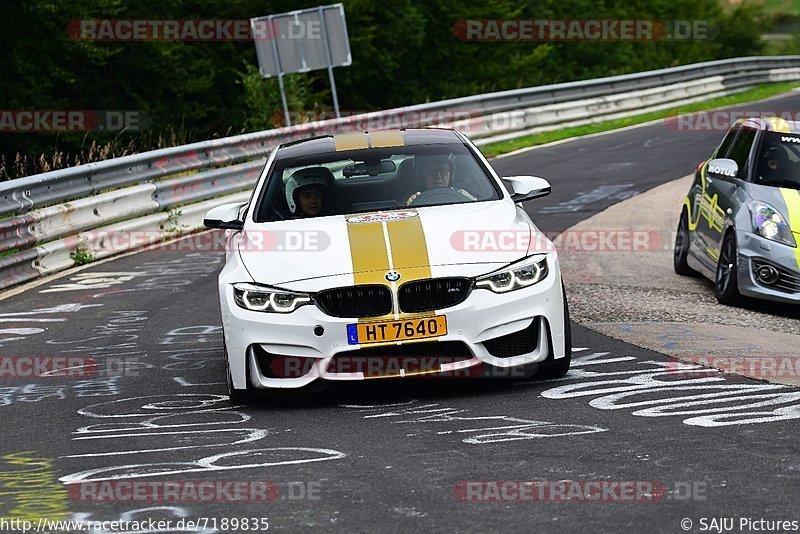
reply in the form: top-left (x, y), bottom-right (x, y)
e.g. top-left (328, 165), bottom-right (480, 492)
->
top-left (0, 127), bottom-right (200, 181)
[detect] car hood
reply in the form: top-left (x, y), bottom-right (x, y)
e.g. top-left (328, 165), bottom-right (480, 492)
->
top-left (238, 200), bottom-right (540, 289)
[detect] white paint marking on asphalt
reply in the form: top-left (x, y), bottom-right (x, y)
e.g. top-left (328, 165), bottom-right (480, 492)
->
top-left (173, 376), bottom-right (226, 387)
top-left (72, 506), bottom-right (216, 534)
top-left (0, 318), bottom-right (63, 323)
top-left (63, 428), bottom-right (269, 458)
top-left (544, 355), bottom-right (800, 427)
top-left (40, 272), bottom-right (143, 293)
top-left (342, 400), bottom-right (607, 444)
top-left (62, 394), bottom-right (346, 484)
top-left (539, 184), bottom-right (636, 213)
top-left (572, 351), bottom-right (636, 366)
top-left (60, 448), bottom-right (346, 484)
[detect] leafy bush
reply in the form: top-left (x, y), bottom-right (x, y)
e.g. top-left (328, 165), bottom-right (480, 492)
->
top-left (0, 0), bottom-right (771, 178)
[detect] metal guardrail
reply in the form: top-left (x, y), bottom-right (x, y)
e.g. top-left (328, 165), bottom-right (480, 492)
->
top-left (2, 55), bottom-right (800, 291)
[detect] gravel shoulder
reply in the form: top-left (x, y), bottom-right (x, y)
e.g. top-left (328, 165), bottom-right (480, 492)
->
top-left (559, 175), bottom-right (800, 386)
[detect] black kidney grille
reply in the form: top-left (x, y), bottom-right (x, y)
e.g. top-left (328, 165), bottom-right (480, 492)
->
top-left (314, 284), bottom-right (392, 318)
top-left (398, 278), bottom-right (472, 313)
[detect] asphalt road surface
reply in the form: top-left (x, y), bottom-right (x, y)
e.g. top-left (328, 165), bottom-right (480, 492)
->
top-left (1, 93), bottom-right (799, 534)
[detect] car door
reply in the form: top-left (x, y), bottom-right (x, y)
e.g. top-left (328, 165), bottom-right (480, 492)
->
top-left (692, 127), bottom-right (737, 260)
top-left (700, 127), bottom-right (756, 263)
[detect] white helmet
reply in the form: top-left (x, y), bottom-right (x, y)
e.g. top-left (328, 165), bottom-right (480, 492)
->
top-left (285, 169), bottom-right (328, 215)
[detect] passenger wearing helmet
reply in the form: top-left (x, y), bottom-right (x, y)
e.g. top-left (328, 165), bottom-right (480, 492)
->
top-left (285, 170), bottom-right (327, 217)
top-left (405, 155), bottom-right (476, 205)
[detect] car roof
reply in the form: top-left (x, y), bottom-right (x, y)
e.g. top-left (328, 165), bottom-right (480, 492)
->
top-left (275, 128), bottom-right (465, 159)
top-left (734, 117), bottom-right (800, 134)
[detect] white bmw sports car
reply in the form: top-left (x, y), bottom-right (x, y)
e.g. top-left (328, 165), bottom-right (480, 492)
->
top-left (204, 129), bottom-right (570, 403)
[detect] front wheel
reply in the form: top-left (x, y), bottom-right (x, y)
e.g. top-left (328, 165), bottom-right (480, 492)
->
top-left (674, 211), bottom-right (696, 276)
top-left (715, 232), bottom-right (741, 306)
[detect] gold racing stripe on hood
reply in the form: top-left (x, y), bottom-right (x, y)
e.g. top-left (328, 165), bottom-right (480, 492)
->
top-left (387, 215), bottom-right (432, 281)
top-left (346, 211), bottom-right (435, 323)
top-left (779, 188), bottom-right (800, 270)
top-left (347, 221), bottom-right (390, 286)
top-left (346, 218), bottom-right (395, 323)
top-left (387, 214), bottom-right (435, 319)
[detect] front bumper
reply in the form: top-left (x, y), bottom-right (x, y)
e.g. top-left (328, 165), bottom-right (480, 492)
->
top-left (220, 255), bottom-right (566, 390)
top-left (737, 230), bottom-right (800, 304)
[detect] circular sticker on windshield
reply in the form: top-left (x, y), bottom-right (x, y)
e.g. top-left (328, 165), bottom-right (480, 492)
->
top-left (346, 211), bottom-right (418, 224)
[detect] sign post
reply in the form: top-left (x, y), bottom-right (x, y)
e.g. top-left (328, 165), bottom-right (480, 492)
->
top-left (251, 4), bottom-right (352, 127)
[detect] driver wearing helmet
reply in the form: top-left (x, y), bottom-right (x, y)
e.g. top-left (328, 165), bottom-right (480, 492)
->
top-left (285, 170), bottom-right (327, 218)
top-left (406, 155), bottom-right (476, 205)
top-left (758, 145), bottom-right (798, 184)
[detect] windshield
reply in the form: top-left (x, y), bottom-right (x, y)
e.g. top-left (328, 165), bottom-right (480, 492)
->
top-left (755, 132), bottom-right (800, 189)
top-left (253, 142), bottom-right (501, 222)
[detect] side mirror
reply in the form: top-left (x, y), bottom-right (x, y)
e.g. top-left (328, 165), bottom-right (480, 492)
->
top-left (501, 176), bottom-right (552, 202)
top-left (204, 202), bottom-right (245, 230)
top-left (706, 158), bottom-right (738, 180)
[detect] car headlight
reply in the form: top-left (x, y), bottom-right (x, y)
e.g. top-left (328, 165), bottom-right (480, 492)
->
top-left (233, 283), bottom-right (311, 313)
top-left (475, 254), bottom-right (549, 293)
top-left (750, 201), bottom-right (796, 247)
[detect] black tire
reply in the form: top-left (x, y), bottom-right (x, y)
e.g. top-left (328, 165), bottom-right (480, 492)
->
top-left (531, 284), bottom-right (572, 380)
top-left (674, 211), bottom-right (696, 276)
top-left (225, 346), bottom-right (255, 405)
top-left (715, 231), bottom-right (741, 306)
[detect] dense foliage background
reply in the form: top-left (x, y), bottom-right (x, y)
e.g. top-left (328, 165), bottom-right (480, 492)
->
top-left (0, 0), bottom-right (786, 178)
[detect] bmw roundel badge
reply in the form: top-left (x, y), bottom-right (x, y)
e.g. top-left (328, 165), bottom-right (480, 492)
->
top-left (385, 271), bottom-right (401, 282)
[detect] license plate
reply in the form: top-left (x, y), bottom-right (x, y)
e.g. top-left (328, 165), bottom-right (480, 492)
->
top-left (347, 316), bottom-right (447, 345)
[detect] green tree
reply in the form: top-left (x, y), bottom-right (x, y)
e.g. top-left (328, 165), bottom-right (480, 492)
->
top-left (0, 0), bottom-right (773, 179)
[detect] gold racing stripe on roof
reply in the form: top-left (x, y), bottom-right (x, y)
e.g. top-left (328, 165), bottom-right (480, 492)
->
top-left (334, 130), bottom-right (405, 151)
top-left (369, 130), bottom-right (405, 148)
top-left (767, 117), bottom-right (792, 133)
top-left (334, 132), bottom-right (369, 151)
